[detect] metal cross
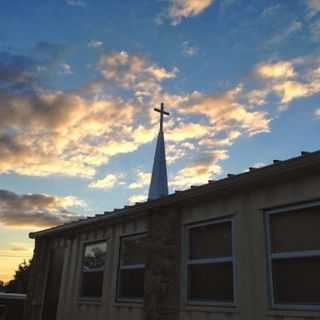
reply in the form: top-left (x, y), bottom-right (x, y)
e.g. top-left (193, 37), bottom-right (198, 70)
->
top-left (154, 102), bottom-right (170, 131)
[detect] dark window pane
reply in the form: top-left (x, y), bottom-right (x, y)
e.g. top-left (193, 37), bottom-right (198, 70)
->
top-left (188, 263), bottom-right (234, 302)
top-left (272, 257), bottom-right (320, 305)
top-left (120, 236), bottom-right (146, 266)
top-left (118, 268), bottom-right (144, 299)
top-left (81, 271), bottom-right (104, 298)
top-left (270, 207), bottom-right (320, 253)
top-left (80, 241), bottom-right (107, 298)
top-left (189, 222), bottom-right (232, 259)
top-left (83, 242), bottom-right (107, 271)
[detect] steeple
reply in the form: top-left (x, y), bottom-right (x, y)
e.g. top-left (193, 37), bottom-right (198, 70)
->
top-left (148, 103), bottom-right (169, 200)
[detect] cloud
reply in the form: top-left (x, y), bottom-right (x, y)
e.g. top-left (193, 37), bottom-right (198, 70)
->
top-left (89, 173), bottom-right (125, 189)
top-left (0, 51), bottom-right (35, 85)
top-left (0, 50), bottom-right (179, 179)
top-left (2, 48), bottom-right (318, 188)
top-left (265, 20), bottom-right (302, 46)
top-left (65, 0), bottom-right (86, 7)
top-left (169, 0), bottom-right (215, 25)
top-left (261, 4), bottom-right (281, 17)
top-left (310, 20), bottom-right (320, 41)
top-left (0, 69), bottom-right (156, 177)
top-left (166, 122), bottom-right (209, 142)
top-left (170, 150), bottom-right (227, 189)
top-left (182, 41), bottom-right (199, 57)
top-left (98, 51), bottom-right (177, 96)
top-left (128, 194), bottom-right (146, 204)
top-left (0, 189), bottom-right (85, 228)
top-left (33, 41), bottom-right (70, 71)
top-left (272, 80), bottom-right (311, 104)
top-left (128, 170), bottom-right (151, 189)
top-left (314, 108), bottom-right (320, 118)
top-left (307, 0), bottom-right (320, 18)
top-left (59, 63), bottom-right (72, 74)
top-left (181, 87), bottom-right (270, 136)
top-left (88, 40), bottom-right (103, 48)
top-left (9, 243), bottom-right (33, 252)
top-left (255, 61), bottom-right (296, 79)
top-left (252, 56), bottom-right (320, 106)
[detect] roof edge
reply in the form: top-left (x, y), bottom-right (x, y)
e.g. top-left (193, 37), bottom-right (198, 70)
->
top-left (30, 149), bottom-right (320, 239)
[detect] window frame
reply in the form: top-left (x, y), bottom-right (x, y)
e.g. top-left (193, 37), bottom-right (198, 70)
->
top-left (265, 200), bottom-right (320, 311)
top-left (185, 217), bottom-right (236, 307)
top-left (116, 232), bottom-right (147, 304)
top-left (79, 239), bottom-right (109, 300)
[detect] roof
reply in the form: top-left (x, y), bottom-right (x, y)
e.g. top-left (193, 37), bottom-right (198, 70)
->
top-left (30, 149), bottom-right (320, 239)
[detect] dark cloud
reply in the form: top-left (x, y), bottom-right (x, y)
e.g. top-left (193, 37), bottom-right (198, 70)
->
top-left (0, 42), bottom-right (70, 92)
top-left (0, 189), bottom-right (82, 228)
top-left (33, 41), bottom-right (70, 65)
top-left (0, 51), bottom-right (35, 86)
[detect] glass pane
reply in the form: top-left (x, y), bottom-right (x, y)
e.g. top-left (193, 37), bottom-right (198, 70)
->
top-left (120, 235), bottom-right (146, 266)
top-left (188, 262), bottom-right (234, 302)
top-left (83, 241), bottom-right (107, 271)
top-left (272, 256), bottom-right (320, 305)
top-left (270, 206), bottom-right (320, 253)
top-left (189, 222), bottom-right (232, 259)
top-left (118, 268), bottom-right (144, 299)
top-left (81, 271), bottom-right (104, 298)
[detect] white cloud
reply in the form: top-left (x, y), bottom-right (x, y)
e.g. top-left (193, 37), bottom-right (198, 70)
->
top-left (315, 108), bottom-right (320, 118)
top-left (182, 87), bottom-right (271, 136)
top-left (170, 151), bottom-right (227, 189)
top-left (89, 174), bottom-right (125, 189)
top-left (128, 194), bottom-right (146, 204)
top-left (128, 170), bottom-right (151, 189)
top-left (98, 51), bottom-right (177, 97)
top-left (252, 57), bottom-right (320, 106)
top-left (255, 61), bottom-right (296, 80)
top-left (169, 0), bottom-right (215, 25)
top-left (3, 49), bottom-right (319, 188)
top-left (88, 40), bottom-right (103, 48)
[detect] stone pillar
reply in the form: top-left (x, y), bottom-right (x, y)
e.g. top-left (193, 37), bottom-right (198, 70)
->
top-left (144, 206), bottom-right (181, 320)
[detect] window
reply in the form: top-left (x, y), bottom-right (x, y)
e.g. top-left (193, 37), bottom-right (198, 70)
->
top-left (186, 219), bottom-right (235, 305)
top-left (80, 241), bottom-right (108, 298)
top-left (266, 202), bottom-right (320, 309)
top-left (117, 234), bottom-right (146, 301)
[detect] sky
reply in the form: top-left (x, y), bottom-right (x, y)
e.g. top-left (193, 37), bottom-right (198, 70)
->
top-left (0, 0), bottom-right (320, 282)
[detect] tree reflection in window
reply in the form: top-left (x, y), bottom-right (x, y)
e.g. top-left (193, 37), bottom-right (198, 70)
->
top-left (81, 241), bottom-right (108, 298)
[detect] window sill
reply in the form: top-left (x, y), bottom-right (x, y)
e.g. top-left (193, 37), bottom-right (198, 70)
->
top-left (268, 309), bottom-right (320, 318)
top-left (78, 298), bottom-right (102, 305)
top-left (184, 304), bottom-right (238, 314)
top-left (113, 301), bottom-right (144, 309)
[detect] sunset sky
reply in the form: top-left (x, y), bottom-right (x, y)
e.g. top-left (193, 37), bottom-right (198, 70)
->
top-left (1, 0), bottom-right (320, 282)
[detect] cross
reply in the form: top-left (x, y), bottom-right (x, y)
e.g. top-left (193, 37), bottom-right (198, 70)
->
top-left (154, 102), bottom-right (170, 131)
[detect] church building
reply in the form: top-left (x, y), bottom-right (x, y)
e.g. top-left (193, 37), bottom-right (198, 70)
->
top-left (25, 104), bottom-right (320, 320)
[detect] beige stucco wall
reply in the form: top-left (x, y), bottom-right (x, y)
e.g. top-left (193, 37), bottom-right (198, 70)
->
top-left (34, 171), bottom-right (320, 320)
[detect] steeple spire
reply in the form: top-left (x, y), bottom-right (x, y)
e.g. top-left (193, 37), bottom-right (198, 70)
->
top-left (148, 103), bottom-right (169, 200)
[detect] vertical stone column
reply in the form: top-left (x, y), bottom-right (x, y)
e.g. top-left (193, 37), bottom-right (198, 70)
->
top-left (24, 238), bottom-right (49, 320)
top-left (144, 206), bottom-right (181, 320)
